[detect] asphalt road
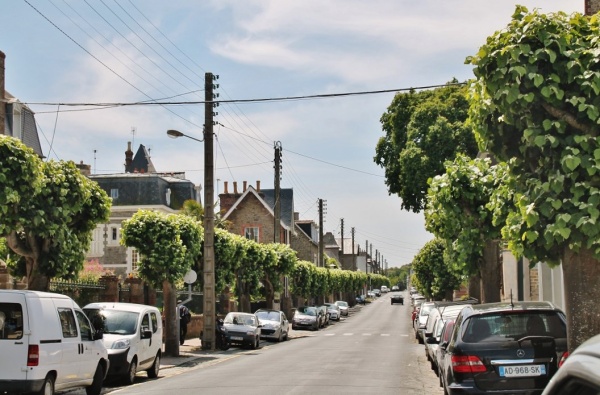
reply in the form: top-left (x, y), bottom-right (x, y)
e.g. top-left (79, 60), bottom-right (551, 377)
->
top-left (96, 291), bottom-right (443, 395)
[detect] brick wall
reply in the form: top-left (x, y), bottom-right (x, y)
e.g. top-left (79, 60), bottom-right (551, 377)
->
top-left (290, 227), bottom-right (319, 263)
top-left (225, 193), bottom-right (274, 242)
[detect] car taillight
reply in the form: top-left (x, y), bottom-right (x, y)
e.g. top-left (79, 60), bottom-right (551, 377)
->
top-left (27, 345), bottom-right (39, 366)
top-left (558, 351), bottom-right (569, 368)
top-left (451, 355), bottom-right (486, 373)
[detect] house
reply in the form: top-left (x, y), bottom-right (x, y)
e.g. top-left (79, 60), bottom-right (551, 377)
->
top-left (1, 51), bottom-right (43, 157)
top-left (218, 181), bottom-right (319, 263)
top-left (85, 142), bottom-right (200, 277)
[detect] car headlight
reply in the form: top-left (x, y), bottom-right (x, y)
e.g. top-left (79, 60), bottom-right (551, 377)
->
top-left (112, 338), bottom-right (131, 349)
top-left (246, 331), bottom-right (256, 336)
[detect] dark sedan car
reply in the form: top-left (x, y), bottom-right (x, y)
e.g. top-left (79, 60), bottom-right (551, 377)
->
top-left (222, 312), bottom-right (262, 349)
top-left (390, 293), bottom-right (404, 305)
top-left (440, 301), bottom-right (568, 395)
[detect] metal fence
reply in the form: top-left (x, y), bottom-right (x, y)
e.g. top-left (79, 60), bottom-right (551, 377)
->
top-left (49, 280), bottom-right (105, 307)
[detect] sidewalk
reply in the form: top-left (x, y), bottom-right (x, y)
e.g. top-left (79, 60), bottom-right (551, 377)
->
top-left (160, 337), bottom-right (229, 370)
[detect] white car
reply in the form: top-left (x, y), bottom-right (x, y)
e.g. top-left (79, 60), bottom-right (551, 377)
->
top-left (0, 290), bottom-right (108, 395)
top-left (255, 309), bottom-right (289, 342)
top-left (334, 301), bottom-right (349, 316)
top-left (84, 302), bottom-right (162, 385)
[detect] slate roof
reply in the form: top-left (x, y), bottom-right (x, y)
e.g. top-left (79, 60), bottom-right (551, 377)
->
top-left (260, 188), bottom-right (294, 229)
top-left (3, 91), bottom-right (43, 157)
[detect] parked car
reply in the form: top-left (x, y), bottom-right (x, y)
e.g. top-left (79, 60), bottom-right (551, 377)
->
top-left (414, 301), bottom-right (436, 344)
top-left (83, 302), bottom-right (162, 385)
top-left (391, 285), bottom-right (400, 292)
top-left (324, 303), bottom-right (341, 321)
top-left (255, 309), bottom-right (289, 342)
top-left (542, 333), bottom-right (600, 395)
top-left (423, 304), bottom-right (470, 375)
top-left (440, 301), bottom-right (568, 395)
top-left (390, 293), bottom-right (404, 305)
top-left (372, 289), bottom-right (382, 297)
top-left (316, 305), bottom-right (329, 327)
top-left (0, 290), bottom-right (108, 395)
top-left (435, 318), bottom-right (457, 387)
top-left (292, 306), bottom-right (320, 331)
top-left (335, 301), bottom-right (349, 316)
top-left (381, 286), bottom-right (389, 293)
top-left (222, 312), bottom-right (261, 349)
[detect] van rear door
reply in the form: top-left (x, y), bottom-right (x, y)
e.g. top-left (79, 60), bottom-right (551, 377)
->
top-left (0, 292), bottom-right (29, 382)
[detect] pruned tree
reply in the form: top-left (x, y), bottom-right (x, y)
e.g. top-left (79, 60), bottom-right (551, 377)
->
top-left (425, 155), bottom-right (512, 302)
top-left (121, 210), bottom-right (202, 356)
top-left (467, 6), bottom-right (600, 350)
top-left (411, 238), bottom-right (461, 301)
top-left (0, 136), bottom-right (111, 290)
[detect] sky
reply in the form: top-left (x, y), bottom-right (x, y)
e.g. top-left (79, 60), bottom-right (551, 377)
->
top-left (1, 0), bottom-right (583, 268)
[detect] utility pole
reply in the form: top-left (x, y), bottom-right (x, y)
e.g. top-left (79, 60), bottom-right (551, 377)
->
top-left (274, 141), bottom-right (282, 243)
top-left (376, 249), bottom-right (379, 274)
top-left (351, 227), bottom-right (356, 271)
top-left (365, 240), bottom-right (369, 274)
top-left (318, 199), bottom-right (324, 267)
top-left (202, 72), bottom-right (218, 351)
top-left (370, 244), bottom-right (373, 274)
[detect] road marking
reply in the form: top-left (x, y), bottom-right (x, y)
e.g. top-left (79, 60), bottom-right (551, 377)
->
top-left (362, 333), bottom-right (372, 336)
top-left (324, 333), bottom-right (335, 336)
top-left (380, 334), bottom-right (390, 336)
top-left (343, 333), bottom-right (353, 336)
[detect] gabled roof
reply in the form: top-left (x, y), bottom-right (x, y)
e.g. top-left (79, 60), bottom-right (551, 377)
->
top-left (222, 186), bottom-right (291, 231)
top-left (3, 92), bottom-right (43, 157)
top-left (128, 144), bottom-right (156, 173)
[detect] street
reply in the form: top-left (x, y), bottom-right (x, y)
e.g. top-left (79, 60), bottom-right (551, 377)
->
top-left (79, 292), bottom-right (442, 395)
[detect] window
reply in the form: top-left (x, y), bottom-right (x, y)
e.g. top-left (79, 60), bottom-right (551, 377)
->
top-left (58, 308), bottom-right (78, 338)
top-left (131, 249), bottom-right (139, 273)
top-left (112, 227), bottom-right (118, 241)
top-left (244, 227), bottom-right (259, 242)
top-left (141, 314), bottom-right (150, 333)
top-left (75, 310), bottom-right (93, 341)
top-left (150, 312), bottom-right (159, 333)
top-left (110, 188), bottom-right (118, 199)
top-left (0, 303), bottom-right (24, 340)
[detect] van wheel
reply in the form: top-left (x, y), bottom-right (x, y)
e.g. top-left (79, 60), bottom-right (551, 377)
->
top-left (147, 352), bottom-right (161, 378)
top-left (124, 357), bottom-right (137, 385)
top-left (86, 364), bottom-right (104, 395)
top-left (38, 375), bottom-right (55, 395)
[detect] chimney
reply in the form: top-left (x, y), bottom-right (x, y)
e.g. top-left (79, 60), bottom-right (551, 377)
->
top-left (125, 141), bottom-right (133, 172)
top-left (76, 160), bottom-right (91, 176)
top-left (223, 181), bottom-right (229, 194)
top-left (586, 0), bottom-right (600, 15)
top-left (233, 181), bottom-right (238, 194)
top-left (256, 180), bottom-right (261, 192)
top-left (0, 51), bottom-right (6, 134)
top-left (243, 181), bottom-right (247, 192)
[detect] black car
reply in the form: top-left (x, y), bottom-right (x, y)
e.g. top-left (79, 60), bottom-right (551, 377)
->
top-left (440, 301), bottom-right (567, 395)
top-left (390, 293), bottom-right (404, 305)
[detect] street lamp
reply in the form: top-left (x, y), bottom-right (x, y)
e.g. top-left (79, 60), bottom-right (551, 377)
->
top-left (167, 127), bottom-right (215, 351)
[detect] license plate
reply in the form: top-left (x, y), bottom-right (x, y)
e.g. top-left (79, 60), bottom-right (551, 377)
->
top-left (499, 364), bottom-right (546, 377)
top-left (231, 336), bottom-right (243, 341)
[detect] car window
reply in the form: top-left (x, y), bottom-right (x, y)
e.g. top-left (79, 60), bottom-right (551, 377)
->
top-left (58, 308), bottom-right (78, 338)
top-left (150, 312), bottom-right (159, 333)
top-left (88, 310), bottom-right (139, 335)
top-left (75, 310), bottom-right (93, 341)
top-left (461, 312), bottom-right (566, 343)
top-left (0, 303), bottom-right (23, 340)
top-left (441, 320), bottom-right (455, 343)
top-left (141, 313), bottom-right (150, 333)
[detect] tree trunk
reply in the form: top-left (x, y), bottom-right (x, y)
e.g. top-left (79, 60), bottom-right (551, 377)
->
top-left (562, 247), bottom-right (600, 353)
top-left (468, 272), bottom-right (481, 302)
top-left (26, 256), bottom-right (50, 291)
top-left (163, 281), bottom-right (179, 357)
top-left (479, 240), bottom-right (501, 303)
top-left (264, 275), bottom-right (274, 310)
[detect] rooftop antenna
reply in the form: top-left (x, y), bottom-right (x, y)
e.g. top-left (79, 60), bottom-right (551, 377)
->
top-left (131, 126), bottom-right (136, 147)
top-left (93, 149), bottom-right (97, 174)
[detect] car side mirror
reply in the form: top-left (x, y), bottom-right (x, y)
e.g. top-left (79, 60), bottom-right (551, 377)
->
top-left (426, 336), bottom-right (439, 344)
top-left (440, 341), bottom-right (448, 350)
top-left (93, 329), bottom-right (104, 341)
top-left (142, 329), bottom-right (152, 339)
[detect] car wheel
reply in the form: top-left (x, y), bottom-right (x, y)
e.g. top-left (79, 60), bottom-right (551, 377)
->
top-left (124, 357), bottom-right (137, 385)
top-left (146, 352), bottom-right (161, 378)
top-left (86, 364), bottom-right (103, 395)
top-left (251, 336), bottom-right (259, 349)
top-left (277, 330), bottom-right (283, 342)
top-left (38, 374), bottom-right (55, 395)
top-left (283, 329), bottom-right (289, 341)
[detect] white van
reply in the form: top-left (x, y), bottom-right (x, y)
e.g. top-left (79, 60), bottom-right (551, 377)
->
top-left (0, 290), bottom-right (109, 395)
top-left (83, 302), bottom-right (162, 385)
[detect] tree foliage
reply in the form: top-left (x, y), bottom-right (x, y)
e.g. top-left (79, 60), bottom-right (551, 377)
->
top-left (467, 6), bottom-right (600, 350)
top-left (374, 82), bottom-right (479, 212)
top-left (411, 238), bottom-right (461, 300)
top-left (0, 136), bottom-right (111, 290)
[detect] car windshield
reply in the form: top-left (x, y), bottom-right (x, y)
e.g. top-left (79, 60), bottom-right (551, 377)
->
top-left (336, 301), bottom-right (348, 307)
top-left (420, 304), bottom-right (434, 316)
top-left (462, 312), bottom-right (566, 343)
top-left (224, 313), bottom-right (256, 326)
top-left (84, 309), bottom-right (139, 335)
top-left (297, 306), bottom-right (317, 316)
top-left (255, 311), bottom-right (280, 321)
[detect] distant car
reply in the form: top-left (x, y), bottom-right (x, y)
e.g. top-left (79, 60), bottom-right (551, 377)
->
top-left (390, 293), bottom-right (404, 305)
top-left (222, 312), bottom-right (261, 349)
top-left (367, 291), bottom-right (376, 299)
top-left (335, 301), bottom-right (349, 316)
top-left (440, 301), bottom-right (568, 395)
top-left (255, 309), bottom-right (289, 342)
top-left (414, 302), bottom-right (435, 344)
top-left (292, 306), bottom-right (320, 331)
top-left (542, 333), bottom-right (600, 395)
top-left (316, 305), bottom-right (329, 327)
top-left (324, 303), bottom-right (341, 321)
top-left (381, 286), bottom-right (389, 293)
top-left (391, 285), bottom-right (400, 292)
top-left (372, 289), bottom-right (382, 297)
